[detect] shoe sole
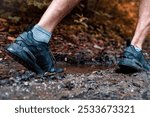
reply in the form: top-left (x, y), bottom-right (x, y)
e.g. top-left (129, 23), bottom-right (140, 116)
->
top-left (6, 43), bottom-right (44, 75)
top-left (118, 58), bottom-right (145, 72)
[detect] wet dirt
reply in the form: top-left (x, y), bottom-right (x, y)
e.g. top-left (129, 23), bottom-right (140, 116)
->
top-left (0, 57), bottom-right (150, 100)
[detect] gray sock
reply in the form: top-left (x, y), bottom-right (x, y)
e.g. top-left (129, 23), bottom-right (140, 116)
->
top-left (134, 46), bottom-right (142, 52)
top-left (31, 25), bottom-right (52, 43)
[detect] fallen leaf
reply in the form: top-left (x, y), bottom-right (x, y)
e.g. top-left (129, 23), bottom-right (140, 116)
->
top-left (0, 18), bottom-right (7, 22)
top-left (0, 26), bottom-right (8, 32)
top-left (7, 36), bottom-right (15, 41)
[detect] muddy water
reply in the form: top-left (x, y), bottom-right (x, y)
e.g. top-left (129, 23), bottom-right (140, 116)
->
top-left (0, 61), bottom-right (113, 79)
top-left (57, 63), bottom-right (115, 74)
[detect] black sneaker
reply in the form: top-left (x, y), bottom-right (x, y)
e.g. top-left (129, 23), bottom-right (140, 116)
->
top-left (6, 31), bottom-right (63, 75)
top-left (118, 45), bottom-right (150, 71)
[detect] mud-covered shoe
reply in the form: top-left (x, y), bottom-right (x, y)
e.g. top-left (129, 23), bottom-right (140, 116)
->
top-left (118, 45), bottom-right (150, 71)
top-left (6, 31), bottom-right (63, 75)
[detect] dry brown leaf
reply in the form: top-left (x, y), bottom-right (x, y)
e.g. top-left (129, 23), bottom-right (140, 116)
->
top-left (7, 36), bottom-right (15, 41)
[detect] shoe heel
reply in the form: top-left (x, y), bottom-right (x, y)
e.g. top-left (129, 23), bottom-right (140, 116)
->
top-left (6, 43), bottom-right (44, 75)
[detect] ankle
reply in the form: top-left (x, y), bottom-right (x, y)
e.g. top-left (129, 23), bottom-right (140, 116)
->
top-left (131, 44), bottom-right (142, 52)
top-left (131, 43), bottom-right (142, 50)
top-left (31, 24), bottom-right (52, 43)
top-left (37, 22), bottom-right (54, 32)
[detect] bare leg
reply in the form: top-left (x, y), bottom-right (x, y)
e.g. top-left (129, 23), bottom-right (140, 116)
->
top-left (131, 0), bottom-right (150, 49)
top-left (118, 0), bottom-right (150, 71)
top-left (38, 0), bottom-right (81, 32)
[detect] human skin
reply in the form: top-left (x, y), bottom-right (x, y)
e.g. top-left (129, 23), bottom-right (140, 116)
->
top-left (38, 0), bottom-right (81, 32)
top-left (131, 0), bottom-right (150, 49)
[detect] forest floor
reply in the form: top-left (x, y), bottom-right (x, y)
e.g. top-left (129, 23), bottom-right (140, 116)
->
top-left (0, 3), bottom-right (150, 100)
top-left (0, 56), bottom-right (150, 100)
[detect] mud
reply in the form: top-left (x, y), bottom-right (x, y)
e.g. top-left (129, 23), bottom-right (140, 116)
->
top-left (0, 57), bottom-right (150, 100)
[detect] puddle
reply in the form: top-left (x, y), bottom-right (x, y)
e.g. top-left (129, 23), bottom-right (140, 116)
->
top-left (57, 63), bottom-right (115, 74)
